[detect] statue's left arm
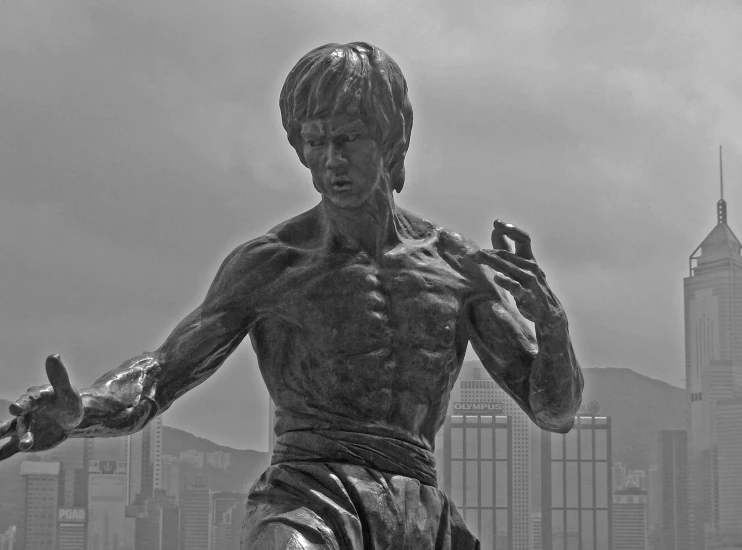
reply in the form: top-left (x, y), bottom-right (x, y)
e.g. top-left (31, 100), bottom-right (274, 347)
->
top-left (460, 221), bottom-right (583, 433)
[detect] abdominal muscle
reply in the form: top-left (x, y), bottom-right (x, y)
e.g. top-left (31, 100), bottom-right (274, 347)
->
top-left (261, 338), bottom-right (463, 452)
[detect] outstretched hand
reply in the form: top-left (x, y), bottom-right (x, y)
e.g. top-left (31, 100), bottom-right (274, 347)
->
top-left (472, 220), bottom-right (565, 326)
top-left (0, 355), bottom-right (83, 461)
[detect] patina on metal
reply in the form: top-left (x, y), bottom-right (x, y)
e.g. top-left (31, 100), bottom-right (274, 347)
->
top-left (0, 42), bottom-right (583, 549)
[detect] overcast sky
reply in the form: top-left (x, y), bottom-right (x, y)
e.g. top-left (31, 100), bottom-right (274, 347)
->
top-left (1, 0), bottom-right (741, 451)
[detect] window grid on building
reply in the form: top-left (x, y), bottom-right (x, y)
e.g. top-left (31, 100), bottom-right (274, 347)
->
top-left (544, 416), bottom-right (613, 550)
top-left (445, 414), bottom-right (512, 549)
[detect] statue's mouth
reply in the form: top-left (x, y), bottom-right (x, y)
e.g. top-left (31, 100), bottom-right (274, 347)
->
top-left (332, 177), bottom-right (352, 191)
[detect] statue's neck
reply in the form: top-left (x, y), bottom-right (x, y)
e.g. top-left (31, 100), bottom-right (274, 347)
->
top-left (320, 192), bottom-right (401, 258)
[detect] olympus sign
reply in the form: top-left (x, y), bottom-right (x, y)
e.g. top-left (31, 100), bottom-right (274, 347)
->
top-left (58, 508), bottom-right (86, 523)
top-left (452, 402), bottom-right (503, 414)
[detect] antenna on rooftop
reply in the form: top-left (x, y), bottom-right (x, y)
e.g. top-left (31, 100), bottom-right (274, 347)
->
top-left (718, 145), bottom-right (727, 225)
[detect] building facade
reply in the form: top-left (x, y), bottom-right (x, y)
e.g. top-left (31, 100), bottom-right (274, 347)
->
top-left (57, 508), bottom-right (87, 550)
top-left (658, 430), bottom-right (690, 550)
top-left (613, 488), bottom-right (648, 550)
top-left (684, 173), bottom-right (742, 549)
top-left (713, 398), bottom-right (742, 547)
top-left (436, 361), bottom-right (531, 549)
top-left (18, 461), bottom-right (60, 550)
top-left (86, 459), bottom-right (129, 550)
top-left (442, 412), bottom-right (513, 548)
top-left (541, 415), bottom-right (613, 550)
top-left (181, 474), bottom-right (212, 550)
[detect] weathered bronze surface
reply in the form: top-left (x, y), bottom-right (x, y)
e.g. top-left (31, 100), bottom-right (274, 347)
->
top-left (0, 42), bottom-right (583, 549)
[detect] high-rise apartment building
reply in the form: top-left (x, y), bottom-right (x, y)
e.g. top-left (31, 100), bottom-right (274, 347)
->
top-left (128, 414), bottom-right (163, 505)
top-left (684, 149), bottom-right (742, 549)
top-left (181, 473), bottom-right (212, 550)
top-left (437, 361), bottom-right (531, 550)
top-left (541, 415), bottom-right (613, 550)
top-left (18, 461), bottom-right (60, 550)
top-left (658, 430), bottom-right (690, 550)
top-left (613, 487), bottom-right (648, 550)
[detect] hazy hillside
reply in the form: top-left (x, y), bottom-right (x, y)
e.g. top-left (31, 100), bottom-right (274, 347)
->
top-left (525, 366), bottom-right (686, 511)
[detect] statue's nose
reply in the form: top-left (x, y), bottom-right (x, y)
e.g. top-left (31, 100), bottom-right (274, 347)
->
top-left (325, 144), bottom-right (347, 169)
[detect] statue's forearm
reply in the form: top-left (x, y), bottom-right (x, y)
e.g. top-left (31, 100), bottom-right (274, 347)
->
top-left (528, 318), bottom-right (583, 433)
top-left (68, 355), bottom-right (162, 438)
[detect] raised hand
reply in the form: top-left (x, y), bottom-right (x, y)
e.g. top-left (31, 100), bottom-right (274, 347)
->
top-left (0, 355), bottom-right (83, 461)
top-left (472, 220), bottom-right (565, 325)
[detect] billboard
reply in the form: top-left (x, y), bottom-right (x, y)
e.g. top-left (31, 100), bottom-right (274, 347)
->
top-left (58, 507), bottom-right (86, 523)
top-left (452, 402), bottom-right (503, 414)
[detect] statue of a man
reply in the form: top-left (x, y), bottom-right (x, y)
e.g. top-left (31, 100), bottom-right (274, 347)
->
top-left (0, 43), bottom-right (583, 549)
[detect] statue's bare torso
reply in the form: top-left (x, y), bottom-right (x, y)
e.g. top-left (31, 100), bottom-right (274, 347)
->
top-left (251, 205), bottom-right (490, 451)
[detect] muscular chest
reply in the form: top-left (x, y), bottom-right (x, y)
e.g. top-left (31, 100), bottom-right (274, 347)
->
top-left (272, 249), bottom-right (470, 353)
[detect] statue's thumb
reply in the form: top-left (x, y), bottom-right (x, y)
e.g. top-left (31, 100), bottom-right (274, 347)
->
top-left (46, 355), bottom-right (76, 401)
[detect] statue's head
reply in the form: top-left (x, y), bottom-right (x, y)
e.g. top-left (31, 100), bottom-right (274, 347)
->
top-left (280, 42), bottom-right (413, 194)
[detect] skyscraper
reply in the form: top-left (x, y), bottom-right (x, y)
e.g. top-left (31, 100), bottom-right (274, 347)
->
top-left (684, 147), bottom-right (742, 549)
top-left (441, 411), bottom-right (513, 548)
top-left (435, 361), bottom-right (531, 549)
top-left (658, 430), bottom-right (690, 550)
top-left (18, 461), bottom-right (60, 550)
top-left (613, 487), bottom-right (648, 550)
top-left (541, 415), bottom-right (613, 550)
top-left (127, 414), bottom-right (163, 505)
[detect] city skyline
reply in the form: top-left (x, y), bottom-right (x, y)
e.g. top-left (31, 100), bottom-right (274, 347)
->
top-left (1, 1), bottom-right (741, 450)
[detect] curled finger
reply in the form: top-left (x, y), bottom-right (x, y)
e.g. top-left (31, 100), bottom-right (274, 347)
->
top-left (0, 438), bottom-right (20, 462)
top-left (10, 386), bottom-right (53, 417)
top-left (16, 416), bottom-right (34, 452)
top-left (493, 272), bottom-right (527, 299)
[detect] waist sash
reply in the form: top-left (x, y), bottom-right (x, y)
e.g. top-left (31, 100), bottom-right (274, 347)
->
top-left (272, 429), bottom-right (438, 487)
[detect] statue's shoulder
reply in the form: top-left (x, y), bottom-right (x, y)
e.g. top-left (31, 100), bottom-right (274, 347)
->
top-left (396, 207), bottom-right (479, 255)
top-left (218, 208), bottom-right (320, 281)
top-left (266, 205), bottom-right (323, 248)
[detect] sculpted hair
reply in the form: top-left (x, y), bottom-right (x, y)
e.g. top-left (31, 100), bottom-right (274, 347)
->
top-left (279, 42), bottom-right (413, 193)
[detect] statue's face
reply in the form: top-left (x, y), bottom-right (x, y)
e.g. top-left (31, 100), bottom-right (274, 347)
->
top-left (301, 114), bottom-right (387, 209)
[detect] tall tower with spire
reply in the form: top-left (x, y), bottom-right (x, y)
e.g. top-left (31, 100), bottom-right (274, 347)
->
top-left (684, 146), bottom-right (742, 549)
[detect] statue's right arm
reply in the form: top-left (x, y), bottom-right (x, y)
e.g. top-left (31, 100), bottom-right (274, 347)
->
top-left (0, 234), bottom-right (287, 455)
top-left (70, 235), bottom-right (286, 438)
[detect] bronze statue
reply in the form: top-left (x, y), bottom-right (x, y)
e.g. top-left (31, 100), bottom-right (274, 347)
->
top-left (0, 43), bottom-right (583, 549)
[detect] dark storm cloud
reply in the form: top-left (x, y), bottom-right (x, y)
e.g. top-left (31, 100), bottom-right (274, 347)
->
top-left (1, 0), bottom-right (740, 447)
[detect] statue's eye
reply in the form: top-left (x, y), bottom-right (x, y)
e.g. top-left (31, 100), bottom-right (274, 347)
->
top-left (307, 139), bottom-right (322, 147)
top-left (342, 134), bottom-right (358, 143)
